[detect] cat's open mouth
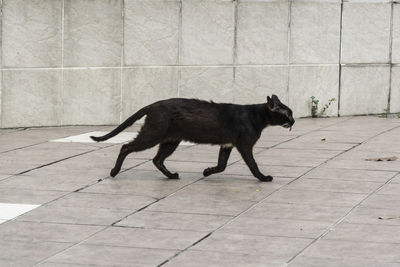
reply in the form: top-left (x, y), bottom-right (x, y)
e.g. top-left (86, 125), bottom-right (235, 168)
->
top-left (282, 123), bottom-right (292, 131)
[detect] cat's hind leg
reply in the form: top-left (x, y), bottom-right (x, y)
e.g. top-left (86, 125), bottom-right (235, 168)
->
top-left (110, 120), bottom-right (167, 177)
top-left (236, 145), bottom-right (273, 182)
top-left (153, 141), bottom-right (181, 179)
top-left (203, 146), bottom-right (232, 177)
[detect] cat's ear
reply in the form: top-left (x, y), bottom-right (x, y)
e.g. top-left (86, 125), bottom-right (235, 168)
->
top-left (272, 95), bottom-right (280, 103)
top-left (267, 96), bottom-right (275, 109)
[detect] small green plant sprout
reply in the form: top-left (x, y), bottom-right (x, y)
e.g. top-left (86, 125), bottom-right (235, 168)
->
top-left (381, 108), bottom-right (389, 118)
top-left (320, 98), bottom-right (336, 116)
top-left (310, 96), bottom-right (319, 118)
top-left (310, 96), bottom-right (336, 118)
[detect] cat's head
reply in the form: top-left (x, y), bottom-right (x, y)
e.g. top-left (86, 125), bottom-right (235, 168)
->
top-left (267, 95), bottom-right (295, 130)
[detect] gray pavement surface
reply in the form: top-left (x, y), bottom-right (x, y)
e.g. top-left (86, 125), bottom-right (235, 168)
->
top-left (0, 116), bottom-right (400, 266)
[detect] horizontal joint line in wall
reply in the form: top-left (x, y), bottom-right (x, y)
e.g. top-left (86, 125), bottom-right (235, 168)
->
top-left (2, 63), bottom-right (400, 71)
top-left (343, 0), bottom-right (393, 3)
top-left (0, 64), bottom-right (347, 71)
top-left (341, 63), bottom-right (392, 67)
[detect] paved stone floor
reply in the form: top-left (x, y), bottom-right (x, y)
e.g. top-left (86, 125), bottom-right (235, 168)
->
top-left (1, 116), bottom-right (400, 266)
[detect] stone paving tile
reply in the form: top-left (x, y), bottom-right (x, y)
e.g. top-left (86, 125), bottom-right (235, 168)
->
top-left (360, 193), bottom-right (400, 210)
top-left (0, 129), bottom-right (19, 135)
top-left (275, 139), bottom-right (355, 151)
top-left (167, 145), bottom-right (244, 163)
top-left (82, 170), bottom-right (200, 198)
top-left (259, 131), bottom-right (298, 142)
top-left (323, 117), bottom-right (399, 132)
top-left (0, 118), bottom-right (400, 266)
top-left (223, 163), bottom-right (312, 178)
top-left (254, 140), bottom-right (286, 149)
top-left (148, 195), bottom-right (257, 216)
top-left (343, 206), bottom-right (400, 226)
top-left (336, 148), bottom-right (400, 162)
top-left (191, 232), bottom-right (310, 258)
top-left (136, 157), bottom-right (312, 178)
top-left (82, 179), bottom-right (195, 199)
top-left (324, 222), bottom-right (400, 244)
top-left (43, 244), bottom-right (178, 267)
top-left (391, 173), bottom-right (400, 183)
top-left (296, 130), bottom-right (369, 143)
top-left (243, 202), bottom-right (351, 223)
top-left (0, 144), bottom-right (100, 176)
top-left (303, 167), bottom-right (396, 183)
top-left (288, 255), bottom-right (400, 267)
top-left (17, 204), bottom-right (133, 226)
top-left (50, 192), bottom-right (155, 210)
top-left (0, 174), bottom-right (12, 182)
top-left (0, 171), bottom-right (105, 192)
top-left (220, 216), bottom-right (331, 239)
top-left (0, 221), bottom-right (104, 243)
top-left (0, 160), bottom-right (41, 175)
top-left (325, 158), bottom-right (400, 172)
top-left (0, 188), bottom-right (68, 205)
top-left (55, 147), bottom-right (149, 171)
top-left (164, 249), bottom-right (286, 267)
top-left (0, 127), bottom-right (96, 153)
top-left (1, 142), bottom-right (97, 165)
top-left (287, 178), bottom-right (382, 194)
top-left (198, 174), bottom-right (294, 184)
top-left (16, 192), bottom-right (154, 225)
top-left (253, 154), bottom-right (326, 167)
top-left (300, 239), bottom-right (400, 263)
top-left (352, 142), bottom-right (400, 153)
top-left (257, 147), bottom-right (342, 159)
top-left (163, 181), bottom-right (285, 202)
top-left (116, 211), bottom-right (233, 232)
top-left (0, 240), bottom-right (73, 267)
top-left (84, 226), bottom-right (205, 250)
top-left (377, 183), bottom-right (400, 195)
top-left (0, 203), bottom-right (39, 220)
top-left (265, 189), bottom-right (367, 207)
top-left (100, 143), bottom-right (186, 161)
top-left (134, 160), bottom-right (217, 174)
top-left (38, 263), bottom-right (97, 267)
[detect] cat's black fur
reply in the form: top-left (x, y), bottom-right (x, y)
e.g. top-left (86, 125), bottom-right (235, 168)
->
top-left (91, 95), bottom-right (295, 182)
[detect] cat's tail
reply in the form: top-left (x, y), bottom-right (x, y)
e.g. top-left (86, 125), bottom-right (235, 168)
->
top-left (90, 107), bottom-right (148, 142)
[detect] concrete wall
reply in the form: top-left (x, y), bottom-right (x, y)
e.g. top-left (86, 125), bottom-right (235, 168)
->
top-left (0, 0), bottom-right (398, 128)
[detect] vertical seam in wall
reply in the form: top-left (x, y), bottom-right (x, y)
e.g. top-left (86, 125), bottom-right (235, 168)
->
top-left (177, 0), bottom-right (182, 97)
top-left (337, 0), bottom-right (344, 117)
top-left (287, 0), bottom-right (292, 105)
top-left (232, 0), bottom-right (238, 84)
top-left (388, 0), bottom-right (394, 112)
top-left (119, 0), bottom-right (124, 123)
top-left (0, 0), bottom-right (3, 128)
top-left (60, 0), bottom-right (65, 126)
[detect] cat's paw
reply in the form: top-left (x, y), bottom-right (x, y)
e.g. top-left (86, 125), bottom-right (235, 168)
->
top-left (168, 173), bottom-right (180, 179)
top-left (110, 168), bottom-right (119, 177)
top-left (203, 167), bottom-right (213, 177)
top-left (258, 175), bottom-right (273, 182)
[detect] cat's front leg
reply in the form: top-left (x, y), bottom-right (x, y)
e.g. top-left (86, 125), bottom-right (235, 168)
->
top-left (236, 145), bottom-right (273, 182)
top-left (203, 146), bottom-right (232, 177)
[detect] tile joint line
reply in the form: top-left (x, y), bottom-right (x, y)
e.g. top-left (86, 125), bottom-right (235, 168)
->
top-left (286, 123), bottom-right (400, 265)
top-left (157, 117), bottom-right (355, 266)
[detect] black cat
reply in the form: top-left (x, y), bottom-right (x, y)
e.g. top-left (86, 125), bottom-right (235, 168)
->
top-left (91, 95), bottom-right (295, 182)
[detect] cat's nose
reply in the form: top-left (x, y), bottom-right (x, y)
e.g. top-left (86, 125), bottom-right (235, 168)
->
top-left (290, 118), bottom-right (295, 125)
